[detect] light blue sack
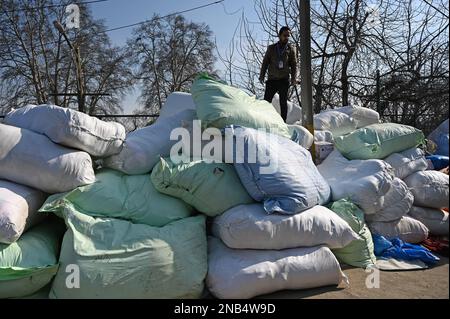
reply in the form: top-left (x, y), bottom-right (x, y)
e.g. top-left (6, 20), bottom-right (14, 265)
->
top-left (230, 126), bottom-right (331, 214)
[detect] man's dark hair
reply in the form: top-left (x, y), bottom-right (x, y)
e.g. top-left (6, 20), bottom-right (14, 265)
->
top-left (278, 26), bottom-right (291, 36)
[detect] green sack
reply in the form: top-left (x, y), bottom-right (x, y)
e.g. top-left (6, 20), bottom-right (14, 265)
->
top-left (0, 218), bottom-right (65, 298)
top-left (328, 199), bottom-right (377, 268)
top-left (151, 158), bottom-right (254, 216)
top-left (191, 74), bottom-right (291, 138)
top-left (48, 203), bottom-right (207, 299)
top-left (40, 168), bottom-right (194, 227)
top-left (334, 123), bottom-right (425, 160)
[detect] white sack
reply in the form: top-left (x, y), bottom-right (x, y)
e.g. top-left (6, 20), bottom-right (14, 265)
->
top-left (207, 237), bottom-right (345, 299)
top-left (404, 171), bottom-right (449, 209)
top-left (368, 216), bottom-right (429, 244)
top-left (0, 124), bottom-right (95, 193)
top-left (271, 93), bottom-right (302, 124)
top-left (408, 206), bottom-right (449, 236)
top-left (4, 104), bottom-right (125, 157)
top-left (103, 109), bottom-right (196, 175)
top-left (318, 150), bottom-right (394, 214)
top-left (365, 178), bottom-right (414, 223)
top-left (332, 105), bottom-right (380, 128)
top-left (383, 147), bottom-right (428, 179)
top-left (288, 124), bottom-right (314, 149)
top-left (212, 204), bottom-right (359, 250)
top-left (314, 111), bottom-right (357, 137)
top-left (0, 180), bottom-right (46, 244)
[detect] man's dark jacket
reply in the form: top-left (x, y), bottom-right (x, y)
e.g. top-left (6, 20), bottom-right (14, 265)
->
top-left (259, 42), bottom-right (297, 81)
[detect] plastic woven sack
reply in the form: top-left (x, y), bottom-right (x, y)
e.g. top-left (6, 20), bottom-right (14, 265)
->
top-left (408, 206), bottom-right (449, 236)
top-left (328, 199), bottom-right (377, 268)
top-left (0, 218), bottom-right (65, 298)
top-left (5, 104), bottom-right (125, 157)
top-left (212, 203), bottom-right (358, 250)
top-left (333, 105), bottom-right (380, 128)
top-left (271, 93), bottom-right (302, 124)
top-left (0, 180), bottom-right (47, 244)
top-left (48, 203), bottom-right (207, 299)
top-left (318, 150), bottom-right (394, 215)
top-left (288, 124), bottom-right (313, 149)
top-left (404, 170), bottom-right (449, 209)
top-left (191, 74), bottom-right (291, 138)
top-left (151, 157), bottom-right (253, 216)
top-left (40, 169), bottom-right (193, 227)
top-left (206, 237), bottom-right (345, 299)
top-left (0, 123), bottom-right (95, 193)
top-left (103, 109), bottom-right (196, 175)
top-left (334, 123), bottom-right (425, 160)
top-left (384, 148), bottom-right (428, 179)
top-left (157, 92), bottom-right (196, 121)
top-left (368, 216), bottom-right (429, 244)
top-left (365, 178), bottom-right (414, 223)
top-left (314, 110), bottom-right (357, 137)
top-left (231, 126), bottom-right (331, 214)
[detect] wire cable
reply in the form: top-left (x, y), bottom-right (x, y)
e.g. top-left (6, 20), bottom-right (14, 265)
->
top-left (0, 0), bottom-right (110, 15)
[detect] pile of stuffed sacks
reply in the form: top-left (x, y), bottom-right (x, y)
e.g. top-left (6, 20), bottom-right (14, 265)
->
top-left (0, 73), bottom-right (448, 299)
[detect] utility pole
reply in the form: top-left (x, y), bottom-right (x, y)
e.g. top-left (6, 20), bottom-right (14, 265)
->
top-left (376, 69), bottom-right (381, 115)
top-left (299, 0), bottom-right (315, 161)
top-left (52, 20), bottom-right (109, 113)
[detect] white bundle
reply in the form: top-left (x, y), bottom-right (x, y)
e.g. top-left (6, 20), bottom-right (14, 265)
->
top-left (207, 237), bottom-right (345, 299)
top-left (368, 216), bottom-right (429, 244)
top-left (366, 178), bottom-right (414, 222)
top-left (314, 130), bottom-right (334, 143)
top-left (0, 180), bottom-right (46, 243)
top-left (103, 109), bottom-right (196, 175)
top-left (314, 111), bottom-right (357, 137)
top-left (288, 124), bottom-right (314, 149)
top-left (408, 206), bottom-right (449, 236)
top-left (5, 104), bottom-right (125, 157)
top-left (332, 105), bottom-right (380, 128)
top-left (0, 123), bottom-right (95, 193)
top-left (271, 93), bottom-right (302, 124)
top-left (318, 150), bottom-right (394, 214)
top-left (404, 171), bottom-right (449, 209)
top-left (212, 204), bottom-right (359, 250)
top-left (383, 148), bottom-right (428, 179)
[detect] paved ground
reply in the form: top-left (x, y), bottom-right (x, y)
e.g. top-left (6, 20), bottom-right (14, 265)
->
top-left (22, 256), bottom-right (449, 299)
top-left (258, 256), bottom-right (449, 299)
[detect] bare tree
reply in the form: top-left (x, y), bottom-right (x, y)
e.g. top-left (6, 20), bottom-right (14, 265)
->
top-left (128, 14), bottom-right (217, 114)
top-left (0, 0), bottom-right (134, 114)
top-left (218, 0), bottom-right (448, 132)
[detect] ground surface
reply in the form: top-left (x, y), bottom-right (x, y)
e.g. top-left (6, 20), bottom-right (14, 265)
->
top-left (22, 257), bottom-right (449, 299)
top-left (258, 256), bottom-right (449, 299)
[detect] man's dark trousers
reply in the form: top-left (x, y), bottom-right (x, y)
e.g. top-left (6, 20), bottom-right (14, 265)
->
top-left (263, 79), bottom-right (289, 122)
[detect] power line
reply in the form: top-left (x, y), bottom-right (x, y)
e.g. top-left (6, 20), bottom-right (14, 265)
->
top-left (2, 0), bottom-right (225, 55)
top-left (99, 0), bottom-right (224, 33)
top-left (0, 0), bottom-right (110, 15)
